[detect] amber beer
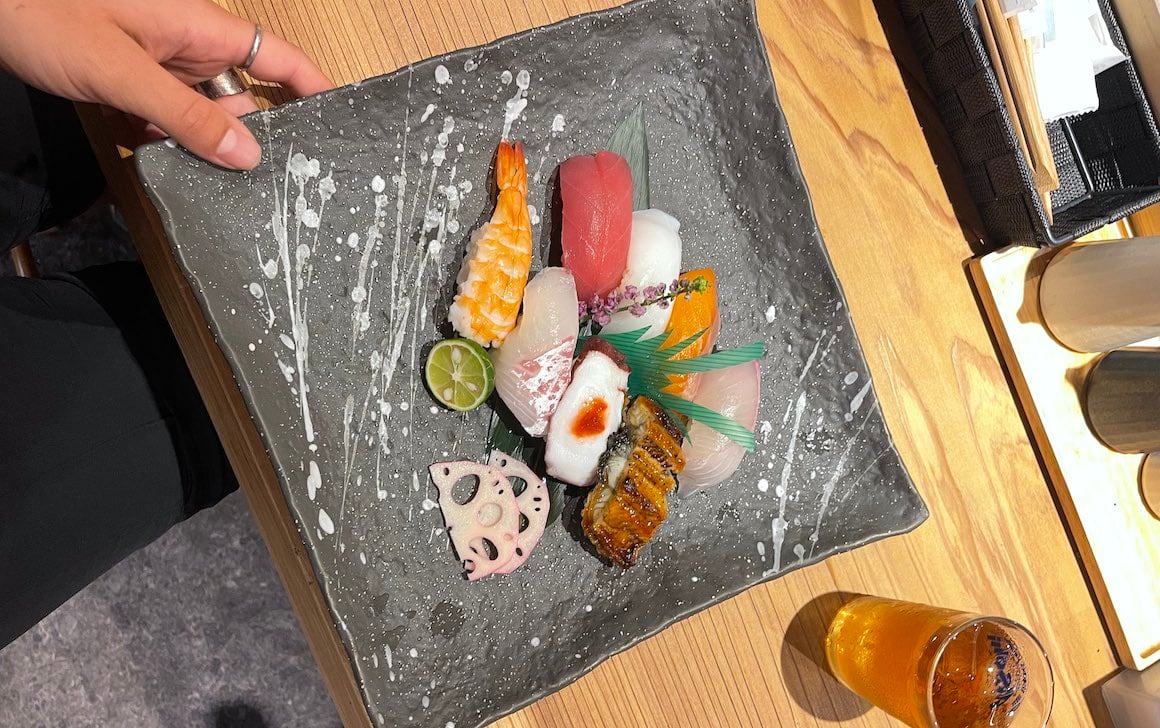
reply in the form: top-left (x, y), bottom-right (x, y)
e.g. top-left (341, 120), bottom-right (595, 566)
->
top-left (825, 596), bottom-right (1053, 728)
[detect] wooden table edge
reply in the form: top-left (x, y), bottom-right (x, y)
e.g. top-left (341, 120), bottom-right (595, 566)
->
top-left (74, 103), bottom-right (375, 728)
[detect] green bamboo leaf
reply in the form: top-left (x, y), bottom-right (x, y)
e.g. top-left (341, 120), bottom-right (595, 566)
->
top-left (657, 328), bottom-right (710, 358)
top-left (654, 392), bottom-right (756, 451)
top-left (544, 477), bottom-right (566, 526)
top-left (486, 407), bottom-right (532, 461)
top-left (486, 406), bottom-right (566, 525)
top-left (658, 341), bottom-right (766, 374)
top-left (607, 102), bottom-right (650, 210)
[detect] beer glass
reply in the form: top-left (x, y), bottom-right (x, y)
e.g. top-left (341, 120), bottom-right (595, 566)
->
top-left (825, 596), bottom-right (1054, 727)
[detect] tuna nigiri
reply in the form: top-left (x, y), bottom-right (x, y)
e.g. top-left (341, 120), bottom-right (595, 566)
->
top-left (545, 339), bottom-right (630, 487)
top-left (490, 268), bottom-right (579, 437)
top-left (601, 209), bottom-right (683, 339)
top-left (678, 361), bottom-right (761, 497)
top-left (449, 141), bottom-right (532, 348)
top-left (559, 151), bottom-right (633, 302)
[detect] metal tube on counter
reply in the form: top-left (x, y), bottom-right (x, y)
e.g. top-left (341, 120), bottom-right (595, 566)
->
top-left (1085, 349), bottom-right (1160, 453)
top-left (1040, 237), bottom-right (1160, 352)
top-left (1141, 453), bottom-right (1160, 520)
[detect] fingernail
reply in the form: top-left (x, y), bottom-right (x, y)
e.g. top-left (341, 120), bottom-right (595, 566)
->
top-left (217, 128), bottom-right (262, 169)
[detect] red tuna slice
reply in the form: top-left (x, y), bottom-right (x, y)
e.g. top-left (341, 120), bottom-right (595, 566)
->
top-left (486, 451), bottom-right (550, 574)
top-left (429, 461), bottom-right (520, 581)
top-left (559, 151), bottom-right (633, 302)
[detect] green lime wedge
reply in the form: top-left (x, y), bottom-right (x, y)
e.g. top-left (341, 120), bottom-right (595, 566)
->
top-left (425, 338), bottom-right (495, 412)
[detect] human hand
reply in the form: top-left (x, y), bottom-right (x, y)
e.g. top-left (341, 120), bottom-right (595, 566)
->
top-left (0, 0), bottom-right (333, 170)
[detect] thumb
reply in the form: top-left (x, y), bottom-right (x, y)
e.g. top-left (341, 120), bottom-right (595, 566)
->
top-left (105, 49), bottom-right (261, 169)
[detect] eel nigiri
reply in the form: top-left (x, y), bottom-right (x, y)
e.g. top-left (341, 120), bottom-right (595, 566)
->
top-left (678, 361), bottom-right (761, 497)
top-left (600, 209), bottom-right (683, 339)
top-left (449, 141), bottom-right (532, 348)
top-left (490, 267), bottom-right (579, 437)
top-left (559, 151), bottom-right (633, 302)
top-left (544, 338), bottom-right (629, 487)
top-left (582, 396), bottom-right (686, 568)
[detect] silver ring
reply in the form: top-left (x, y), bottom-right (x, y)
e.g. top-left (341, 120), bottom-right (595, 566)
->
top-left (240, 24), bottom-right (263, 70)
top-left (196, 69), bottom-right (248, 99)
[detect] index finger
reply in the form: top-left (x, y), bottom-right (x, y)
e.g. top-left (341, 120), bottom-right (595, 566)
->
top-left (190, 5), bottom-right (334, 99)
top-left (245, 31), bottom-right (334, 99)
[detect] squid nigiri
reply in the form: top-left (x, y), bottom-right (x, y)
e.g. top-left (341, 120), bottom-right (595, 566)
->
top-left (490, 267), bottom-right (579, 437)
top-left (600, 209), bottom-right (683, 339)
top-left (449, 141), bottom-right (532, 348)
top-left (559, 151), bottom-right (633, 302)
top-left (678, 361), bottom-right (761, 497)
top-left (544, 339), bottom-right (630, 487)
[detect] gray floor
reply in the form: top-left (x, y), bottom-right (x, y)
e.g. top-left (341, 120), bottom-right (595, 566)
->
top-left (0, 207), bottom-right (340, 728)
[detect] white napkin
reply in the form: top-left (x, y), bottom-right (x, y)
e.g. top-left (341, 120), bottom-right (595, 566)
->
top-left (1015, 0), bottom-right (1130, 121)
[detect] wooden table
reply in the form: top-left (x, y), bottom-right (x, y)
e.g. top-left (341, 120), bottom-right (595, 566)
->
top-left (79, 1), bottom-right (1124, 725)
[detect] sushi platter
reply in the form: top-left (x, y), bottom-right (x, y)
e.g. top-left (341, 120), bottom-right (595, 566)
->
top-left (135, 0), bottom-right (926, 725)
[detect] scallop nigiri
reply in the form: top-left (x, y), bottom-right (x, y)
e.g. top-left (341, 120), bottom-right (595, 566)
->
top-left (600, 209), bottom-right (683, 339)
top-left (678, 361), bottom-right (761, 497)
top-left (449, 141), bottom-right (532, 348)
top-left (559, 151), bottom-right (633, 302)
top-left (490, 267), bottom-right (579, 437)
top-left (545, 339), bottom-right (630, 487)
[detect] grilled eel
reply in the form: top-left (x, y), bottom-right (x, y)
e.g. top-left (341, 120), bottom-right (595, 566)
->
top-left (581, 396), bottom-right (685, 568)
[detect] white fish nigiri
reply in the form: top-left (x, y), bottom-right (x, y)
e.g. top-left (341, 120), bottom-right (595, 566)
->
top-left (490, 268), bottom-right (579, 436)
top-left (545, 339), bottom-right (630, 486)
top-left (678, 361), bottom-right (761, 497)
top-left (600, 209), bottom-right (683, 339)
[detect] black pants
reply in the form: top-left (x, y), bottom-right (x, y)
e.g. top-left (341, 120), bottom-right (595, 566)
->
top-left (0, 264), bottom-right (238, 648)
top-left (1, 73), bottom-right (238, 648)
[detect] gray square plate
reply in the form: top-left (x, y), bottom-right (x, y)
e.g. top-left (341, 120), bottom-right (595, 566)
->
top-left (136, 0), bottom-right (927, 725)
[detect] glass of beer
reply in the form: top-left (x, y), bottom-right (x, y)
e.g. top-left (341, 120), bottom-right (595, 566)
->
top-left (825, 596), bottom-right (1054, 727)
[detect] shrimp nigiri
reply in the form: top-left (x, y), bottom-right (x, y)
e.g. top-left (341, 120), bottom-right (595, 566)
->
top-left (449, 141), bottom-right (533, 348)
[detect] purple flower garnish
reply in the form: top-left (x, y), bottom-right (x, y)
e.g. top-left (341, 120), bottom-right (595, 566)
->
top-left (623, 284), bottom-right (639, 300)
top-left (630, 303), bottom-right (646, 317)
top-left (657, 299), bottom-right (670, 310)
top-left (578, 301), bottom-right (589, 317)
top-left (670, 280), bottom-right (682, 294)
top-left (594, 311), bottom-right (612, 327)
top-left (605, 293), bottom-right (621, 310)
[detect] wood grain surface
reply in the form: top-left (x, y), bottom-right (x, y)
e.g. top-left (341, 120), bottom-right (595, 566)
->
top-left (81, 1), bottom-right (1127, 725)
top-left (970, 244), bottom-right (1160, 671)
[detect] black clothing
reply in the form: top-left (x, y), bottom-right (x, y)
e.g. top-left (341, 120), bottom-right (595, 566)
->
top-left (1, 73), bottom-right (237, 648)
top-left (0, 71), bottom-right (104, 254)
